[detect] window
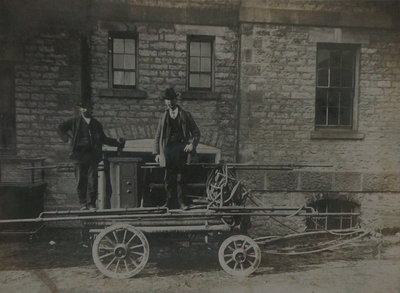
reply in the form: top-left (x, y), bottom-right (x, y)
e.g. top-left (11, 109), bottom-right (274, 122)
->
top-left (109, 32), bottom-right (137, 88)
top-left (306, 198), bottom-right (359, 230)
top-left (188, 36), bottom-right (214, 91)
top-left (315, 44), bottom-right (359, 128)
top-left (0, 65), bottom-right (15, 153)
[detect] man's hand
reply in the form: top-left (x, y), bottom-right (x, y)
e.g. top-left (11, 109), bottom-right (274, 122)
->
top-left (184, 143), bottom-right (193, 152)
top-left (118, 138), bottom-right (126, 149)
top-left (155, 154), bottom-right (160, 163)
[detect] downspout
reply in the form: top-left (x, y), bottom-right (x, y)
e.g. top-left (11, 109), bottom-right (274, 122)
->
top-left (80, 0), bottom-right (92, 106)
top-left (234, 2), bottom-right (242, 163)
top-left (80, 33), bottom-right (91, 106)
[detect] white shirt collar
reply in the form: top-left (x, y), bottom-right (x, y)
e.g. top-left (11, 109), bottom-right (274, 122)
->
top-left (81, 115), bottom-right (91, 124)
top-left (169, 107), bottom-right (179, 119)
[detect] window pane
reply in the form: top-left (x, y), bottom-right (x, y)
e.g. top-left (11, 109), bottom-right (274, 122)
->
top-left (199, 74), bottom-right (211, 88)
top-left (330, 51), bottom-right (341, 68)
top-left (341, 50), bottom-right (354, 69)
top-left (340, 107), bottom-right (351, 126)
top-left (315, 107), bottom-right (327, 125)
top-left (317, 69), bottom-right (328, 86)
top-left (330, 68), bottom-right (341, 87)
top-left (190, 57), bottom-right (200, 71)
top-left (113, 71), bottom-right (124, 85)
top-left (201, 42), bottom-right (211, 57)
top-left (124, 55), bottom-right (135, 70)
top-left (341, 69), bottom-right (353, 87)
top-left (328, 91), bottom-right (339, 107)
top-left (113, 39), bottom-right (124, 54)
top-left (124, 72), bottom-right (135, 86)
top-left (113, 54), bottom-right (124, 69)
top-left (124, 39), bottom-right (135, 54)
top-left (190, 42), bottom-right (201, 56)
top-left (190, 73), bottom-right (200, 88)
top-left (317, 49), bottom-right (329, 69)
top-left (328, 107), bottom-right (338, 125)
top-left (200, 57), bottom-right (211, 72)
top-left (316, 88), bottom-right (327, 107)
top-left (340, 90), bottom-right (352, 108)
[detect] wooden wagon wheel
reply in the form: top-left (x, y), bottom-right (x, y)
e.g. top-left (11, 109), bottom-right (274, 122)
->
top-left (92, 224), bottom-right (150, 279)
top-left (218, 235), bottom-right (261, 277)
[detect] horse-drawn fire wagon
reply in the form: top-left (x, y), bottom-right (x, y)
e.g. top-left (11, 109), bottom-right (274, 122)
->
top-left (0, 163), bottom-right (366, 279)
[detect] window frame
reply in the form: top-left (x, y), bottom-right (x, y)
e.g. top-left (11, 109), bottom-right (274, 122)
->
top-left (187, 35), bottom-right (215, 92)
top-left (315, 43), bottom-right (360, 130)
top-left (0, 63), bottom-right (16, 154)
top-left (306, 198), bottom-right (359, 231)
top-left (108, 31), bottom-right (138, 89)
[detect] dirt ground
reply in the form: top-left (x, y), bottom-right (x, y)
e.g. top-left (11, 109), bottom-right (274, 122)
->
top-left (0, 231), bottom-right (400, 293)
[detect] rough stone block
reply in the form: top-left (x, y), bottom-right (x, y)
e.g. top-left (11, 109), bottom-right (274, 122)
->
top-left (300, 172), bottom-right (333, 191)
top-left (265, 170), bottom-right (298, 191)
top-left (333, 172), bottom-right (362, 191)
top-left (363, 173), bottom-right (400, 191)
top-left (237, 170), bottom-right (265, 190)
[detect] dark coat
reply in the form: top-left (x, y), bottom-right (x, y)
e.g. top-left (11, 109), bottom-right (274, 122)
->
top-left (58, 116), bottom-right (120, 162)
top-left (153, 106), bottom-right (200, 167)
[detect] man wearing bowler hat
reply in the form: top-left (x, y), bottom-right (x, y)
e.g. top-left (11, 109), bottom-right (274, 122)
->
top-left (58, 102), bottom-right (125, 210)
top-left (153, 87), bottom-right (200, 210)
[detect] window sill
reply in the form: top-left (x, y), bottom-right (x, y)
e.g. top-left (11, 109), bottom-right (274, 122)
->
top-left (98, 88), bottom-right (147, 99)
top-left (180, 91), bottom-right (220, 100)
top-left (311, 129), bottom-right (365, 140)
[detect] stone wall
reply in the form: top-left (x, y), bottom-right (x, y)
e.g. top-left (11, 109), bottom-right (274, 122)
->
top-left (90, 21), bottom-right (238, 159)
top-left (9, 30), bottom-right (82, 208)
top-left (238, 22), bottom-right (400, 231)
top-left (239, 24), bottom-right (400, 171)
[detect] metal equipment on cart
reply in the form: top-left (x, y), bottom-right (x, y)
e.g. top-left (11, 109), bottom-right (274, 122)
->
top-left (0, 163), bottom-right (364, 279)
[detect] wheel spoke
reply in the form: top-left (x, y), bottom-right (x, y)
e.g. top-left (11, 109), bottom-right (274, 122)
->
top-left (122, 230), bottom-right (127, 244)
top-left (129, 256), bottom-right (139, 268)
top-left (233, 241), bottom-right (238, 249)
top-left (99, 251), bottom-right (115, 260)
top-left (124, 259), bottom-right (129, 272)
top-left (225, 257), bottom-right (235, 265)
top-left (245, 258), bottom-right (256, 266)
top-left (104, 236), bottom-right (116, 246)
top-left (113, 231), bottom-right (119, 243)
top-left (227, 244), bottom-right (235, 251)
top-left (131, 251), bottom-right (145, 257)
top-left (240, 263), bottom-right (244, 271)
top-left (223, 253), bottom-right (233, 258)
top-left (233, 262), bottom-right (238, 271)
top-left (99, 246), bottom-right (114, 251)
top-left (114, 259), bottom-right (121, 273)
top-left (129, 244), bottom-right (144, 250)
top-left (126, 234), bottom-right (137, 245)
top-left (106, 256), bottom-right (117, 269)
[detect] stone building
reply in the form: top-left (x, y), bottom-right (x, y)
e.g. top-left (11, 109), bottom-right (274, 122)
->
top-left (0, 0), bottom-right (399, 232)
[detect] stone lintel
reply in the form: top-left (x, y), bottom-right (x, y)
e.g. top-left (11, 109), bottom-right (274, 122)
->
top-left (239, 7), bottom-right (395, 30)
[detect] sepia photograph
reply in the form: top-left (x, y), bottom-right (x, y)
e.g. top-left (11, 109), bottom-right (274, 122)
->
top-left (0, 0), bottom-right (400, 292)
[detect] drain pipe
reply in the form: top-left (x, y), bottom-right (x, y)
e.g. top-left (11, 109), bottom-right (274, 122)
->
top-left (234, 5), bottom-right (242, 163)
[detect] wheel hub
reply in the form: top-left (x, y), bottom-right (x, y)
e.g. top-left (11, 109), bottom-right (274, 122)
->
top-left (233, 248), bottom-right (246, 264)
top-left (114, 244), bottom-right (128, 258)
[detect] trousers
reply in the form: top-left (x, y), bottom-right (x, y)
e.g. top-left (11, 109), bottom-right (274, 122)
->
top-left (164, 142), bottom-right (188, 205)
top-left (75, 159), bottom-right (98, 205)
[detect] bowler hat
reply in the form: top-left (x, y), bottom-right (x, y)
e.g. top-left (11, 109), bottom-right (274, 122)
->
top-left (75, 101), bottom-right (92, 109)
top-left (162, 88), bottom-right (179, 100)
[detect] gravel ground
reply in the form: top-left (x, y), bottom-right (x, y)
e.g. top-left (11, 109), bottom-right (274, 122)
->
top-left (0, 232), bottom-right (399, 293)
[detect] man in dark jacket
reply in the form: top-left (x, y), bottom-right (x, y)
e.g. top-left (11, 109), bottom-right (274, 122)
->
top-left (153, 88), bottom-right (200, 209)
top-left (58, 103), bottom-right (125, 210)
